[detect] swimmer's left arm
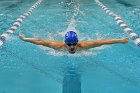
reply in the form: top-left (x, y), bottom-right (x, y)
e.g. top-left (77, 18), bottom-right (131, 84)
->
top-left (79, 38), bottom-right (129, 48)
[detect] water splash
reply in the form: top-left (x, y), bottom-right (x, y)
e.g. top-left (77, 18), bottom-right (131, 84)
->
top-left (65, 0), bottom-right (85, 21)
top-left (37, 18), bottom-right (110, 56)
top-left (66, 18), bottom-right (77, 32)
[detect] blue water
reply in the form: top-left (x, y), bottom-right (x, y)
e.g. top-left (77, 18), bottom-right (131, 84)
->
top-left (0, 0), bottom-right (140, 93)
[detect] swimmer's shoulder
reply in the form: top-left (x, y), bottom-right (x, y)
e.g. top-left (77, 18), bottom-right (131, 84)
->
top-left (77, 42), bottom-right (87, 48)
top-left (50, 41), bottom-right (66, 49)
top-left (56, 42), bottom-right (66, 48)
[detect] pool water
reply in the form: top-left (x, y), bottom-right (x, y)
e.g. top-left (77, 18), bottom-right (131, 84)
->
top-left (0, 0), bottom-right (140, 93)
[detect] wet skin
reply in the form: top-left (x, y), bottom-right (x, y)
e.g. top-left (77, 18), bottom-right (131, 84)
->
top-left (66, 44), bottom-right (78, 54)
top-left (19, 33), bottom-right (129, 54)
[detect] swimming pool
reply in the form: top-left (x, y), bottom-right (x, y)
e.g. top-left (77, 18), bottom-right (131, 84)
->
top-left (0, 0), bottom-right (140, 93)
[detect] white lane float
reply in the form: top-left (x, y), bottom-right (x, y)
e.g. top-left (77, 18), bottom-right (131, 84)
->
top-left (0, 0), bottom-right (43, 46)
top-left (95, 0), bottom-right (140, 47)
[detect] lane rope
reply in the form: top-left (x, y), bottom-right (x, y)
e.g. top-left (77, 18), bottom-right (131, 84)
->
top-left (0, 0), bottom-right (43, 47)
top-left (95, 0), bottom-right (140, 47)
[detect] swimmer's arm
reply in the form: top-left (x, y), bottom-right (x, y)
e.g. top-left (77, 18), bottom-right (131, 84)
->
top-left (79, 38), bottom-right (129, 48)
top-left (19, 34), bottom-right (65, 49)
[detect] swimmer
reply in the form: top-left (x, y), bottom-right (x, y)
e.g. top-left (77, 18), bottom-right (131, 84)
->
top-left (19, 31), bottom-right (129, 54)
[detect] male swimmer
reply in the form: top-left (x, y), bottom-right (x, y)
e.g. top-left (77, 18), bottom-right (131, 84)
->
top-left (19, 31), bottom-right (128, 54)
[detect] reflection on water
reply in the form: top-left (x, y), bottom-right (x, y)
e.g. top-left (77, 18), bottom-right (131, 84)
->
top-left (115, 0), bottom-right (133, 7)
top-left (63, 67), bottom-right (81, 93)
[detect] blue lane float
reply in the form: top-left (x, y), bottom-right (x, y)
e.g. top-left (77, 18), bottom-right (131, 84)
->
top-left (95, 0), bottom-right (140, 47)
top-left (0, 0), bottom-right (43, 46)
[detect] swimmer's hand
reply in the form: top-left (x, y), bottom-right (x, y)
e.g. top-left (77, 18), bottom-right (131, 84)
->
top-left (122, 38), bottom-right (129, 43)
top-left (19, 32), bottom-right (26, 41)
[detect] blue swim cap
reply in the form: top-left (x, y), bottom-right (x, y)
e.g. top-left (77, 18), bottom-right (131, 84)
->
top-left (65, 31), bottom-right (78, 43)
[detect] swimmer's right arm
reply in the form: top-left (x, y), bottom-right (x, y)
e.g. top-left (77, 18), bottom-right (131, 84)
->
top-left (19, 33), bottom-right (65, 49)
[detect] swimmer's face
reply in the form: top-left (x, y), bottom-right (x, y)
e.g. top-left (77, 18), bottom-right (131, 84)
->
top-left (66, 43), bottom-right (77, 54)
